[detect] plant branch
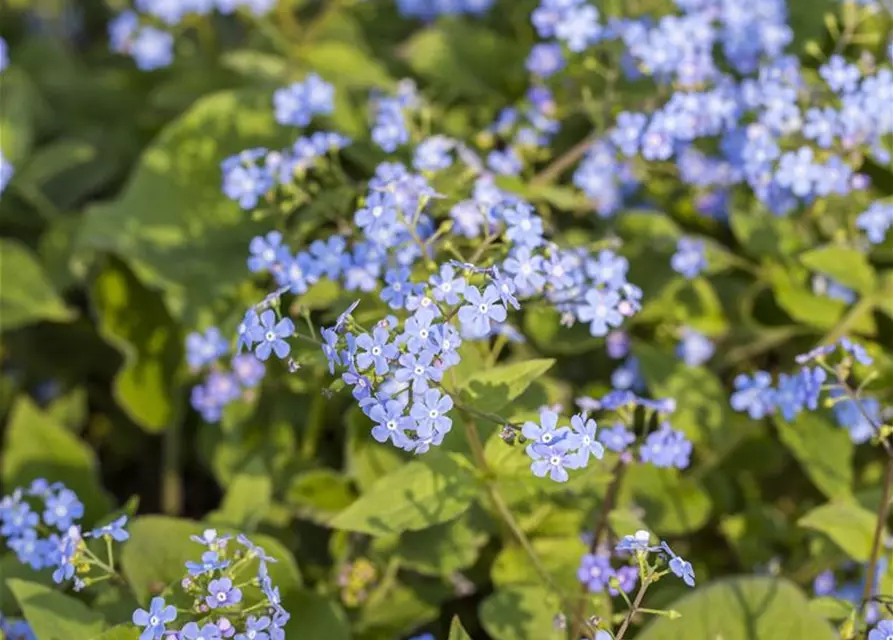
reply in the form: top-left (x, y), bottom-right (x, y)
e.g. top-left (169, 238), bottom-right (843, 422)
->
top-left (614, 576), bottom-right (652, 640)
top-left (860, 454), bottom-right (893, 621)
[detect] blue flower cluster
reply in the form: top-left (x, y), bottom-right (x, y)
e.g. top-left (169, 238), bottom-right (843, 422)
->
top-left (731, 338), bottom-right (882, 444)
top-left (0, 480), bottom-right (129, 589)
top-left (131, 529), bottom-right (290, 640)
top-left (577, 552), bottom-right (638, 595)
top-left (615, 529), bottom-right (696, 587)
top-left (108, 0), bottom-right (275, 70)
top-left (395, 0), bottom-right (495, 19)
top-left (221, 76), bottom-right (349, 211)
top-left (187, 325), bottom-right (267, 423)
top-left (0, 615), bottom-right (35, 640)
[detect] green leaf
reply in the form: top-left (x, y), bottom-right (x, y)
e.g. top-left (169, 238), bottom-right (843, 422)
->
top-left (491, 536), bottom-right (587, 594)
top-left (77, 89), bottom-right (293, 324)
top-left (637, 576), bottom-right (836, 639)
top-left (449, 616), bottom-right (473, 640)
top-left (522, 307), bottom-right (602, 355)
top-left (0, 67), bottom-right (39, 163)
top-left (401, 22), bottom-right (526, 101)
top-left (1, 397), bottom-right (110, 523)
top-left (285, 468), bottom-right (356, 524)
top-left (799, 501), bottom-right (878, 562)
top-left (121, 516), bottom-right (301, 604)
top-left (0, 238), bottom-right (74, 331)
top-left (621, 465), bottom-right (712, 536)
top-left (389, 509), bottom-right (490, 576)
top-left (769, 265), bottom-right (873, 333)
top-left (729, 206), bottom-right (806, 258)
top-left (344, 406), bottom-right (406, 493)
top-left (91, 257), bottom-right (181, 432)
top-left (208, 456), bottom-right (273, 530)
top-left (809, 596), bottom-right (855, 621)
top-left (799, 245), bottom-right (877, 294)
top-left (88, 626), bottom-right (141, 640)
top-left (8, 579), bottom-right (106, 640)
top-left (480, 585), bottom-right (564, 640)
top-left (297, 41), bottom-right (394, 89)
top-left (776, 414), bottom-right (853, 499)
top-left (282, 590), bottom-right (352, 640)
top-left (457, 359), bottom-right (555, 415)
top-left (330, 453), bottom-right (480, 536)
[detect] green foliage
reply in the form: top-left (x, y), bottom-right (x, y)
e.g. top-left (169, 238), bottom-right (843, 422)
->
top-left (799, 501), bottom-right (880, 562)
top-left (7, 579), bottom-right (107, 640)
top-left (456, 358), bottom-right (555, 414)
top-left (0, 238), bottom-right (74, 331)
top-left (637, 577), bottom-right (836, 639)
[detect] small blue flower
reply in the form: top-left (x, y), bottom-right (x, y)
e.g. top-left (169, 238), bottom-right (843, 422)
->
top-left (248, 231), bottom-right (285, 274)
top-left (248, 310), bottom-right (294, 361)
top-left (526, 43), bottom-right (565, 78)
top-left (458, 285), bottom-right (507, 337)
top-left (577, 553), bottom-right (614, 592)
top-left (132, 597), bottom-right (177, 640)
top-left (356, 191), bottom-right (398, 231)
top-left (676, 329), bottom-right (714, 367)
top-left (503, 247), bottom-right (545, 294)
top-left (430, 265), bottom-right (467, 305)
top-left (568, 414), bottom-right (605, 467)
top-left (236, 310), bottom-right (261, 353)
top-left (130, 26), bottom-right (174, 71)
top-left (598, 423), bottom-right (635, 453)
top-left (401, 309), bottom-right (438, 354)
top-left (410, 388), bottom-right (454, 438)
top-left (431, 323), bottom-right (462, 368)
top-left (639, 424), bottom-right (692, 469)
top-left (43, 488), bottom-right (84, 531)
top-left (231, 353), bottom-right (266, 388)
top-left (869, 620), bottom-right (893, 640)
top-left (813, 569), bottom-right (836, 596)
top-left (355, 327), bottom-right (398, 376)
top-left (89, 515), bottom-right (129, 542)
top-left (187, 327), bottom-right (229, 369)
top-left (522, 409), bottom-right (571, 449)
top-left (616, 530), bottom-right (654, 554)
top-left (235, 616), bottom-right (271, 640)
top-left (206, 577), bottom-right (242, 609)
top-left (381, 268), bottom-right (416, 309)
top-left (577, 289), bottom-right (623, 337)
top-left (394, 350), bottom-right (442, 393)
top-left (529, 442), bottom-right (573, 482)
top-left (368, 400), bottom-right (412, 447)
top-left (730, 372), bottom-right (776, 419)
top-left (186, 550), bottom-right (229, 576)
top-left (668, 553), bottom-right (696, 587)
top-left (671, 237), bottom-right (707, 279)
top-left (181, 622), bottom-right (222, 640)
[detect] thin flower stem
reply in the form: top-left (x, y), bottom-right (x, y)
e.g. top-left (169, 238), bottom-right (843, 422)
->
top-left (613, 576), bottom-right (653, 640)
top-left (569, 459), bottom-right (627, 640)
top-left (860, 454), bottom-right (893, 623)
top-left (531, 133), bottom-right (597, 187)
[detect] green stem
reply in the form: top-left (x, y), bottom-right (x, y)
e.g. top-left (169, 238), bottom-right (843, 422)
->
top-left (614, 576), bottom-right (653, 640)
top-left (161, 417), bottom-right (183, 516)
top-left (860, 454), bottom-right (893, 621)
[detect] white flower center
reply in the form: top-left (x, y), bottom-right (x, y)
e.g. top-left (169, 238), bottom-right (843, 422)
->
top-left (521, 263), bottom-right (532, 274)
top-left (387, 420), bottom-right (397, 431)
top-left (553, 265), bottom-right (565, 277)
top-left (420, 297), bottom-right (432, 308)
top-left (419, 329), bottom-right (429, 339)
top-left (217, 592), bottom-right (227, 601)
top-left (550, 455), bottom-right (561, 466)
top-left (429, 409), bottom-right (439, 419)
top-left (265, 331), bottom-right (276, 342)
top-left (441, 282), bottom-right (452, 292)
top-left (414, 365), bottom-right (425, 375)
top-left (262, 249), bottom-right (275, 263)
top-left (392, 283), bottom-right (402, 291)
top-left (520, 219), bottom-right (532, 231)
top-left (542, 433), bottom-right (553, 443)
top-left (149, 616), bottom-right (159, 626)
top-left (371, 346), bottom-right (382, 356)
top-left (478, 303), bottom-right (489, 313)
top-left (583, 436), bottom-right (591, 445)
top-left (372, 206), bottom-right (383, 218)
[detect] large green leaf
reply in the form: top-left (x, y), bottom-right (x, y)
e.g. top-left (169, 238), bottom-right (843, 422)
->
top-left (120, 516), bottom-right (302, 604)
top-left (91, 257), bottom-right (181, 432)
top-left (637, 576), bottom-right (836, 639)
top-left (798, 501), bottom-right (878, 562)
top-left (0, 67), bottom-right (40, 163)
top-left (776, 414), bottom-right (853, 499)
top-left (457, 359), bottom-right (555, 415)
top-left (0, 238), bottom-right (74, 331)
top-left (282, 590), bottom-right (352, 640)
top-left (8, 579), bottom-right (106, 640)
top-left (88, 626), bottom-right (141, 640)
top-left (799, 245), bottom-right (877, 295)
top-left (491, 536), bottom-right (587, 594)
top-left (1, 397), bottom-right (110, 523)
top-left (330, 453), bottom-right (480, 536)
top-left (730, 208), bottom-right (806, 258)
top-left (621, 465), bottom-right (712, 536)
top-left (77, 89), bottom-right (292, 324)
top-left (388, 509), bottom-right (490, 576)
top-left (208, 456), bottom-right (273, 530)
top-left (480, 585), bottom-right (564, 640)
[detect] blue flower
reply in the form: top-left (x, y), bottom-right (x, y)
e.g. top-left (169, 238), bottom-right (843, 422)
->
top-left (231, 353), bottom-right (266, 388)
top-left (813, 569), bottom-right (836, 596)
top-left (247, 231), bottom-right (285, 273)
top-left (526, 43), bottom-right (565, 78)
top-left (409, 389), bottom-right (454, 438)
top-left (568, 414), bottom-right (605, 467)
top-left (458, 285), bottom-right (507, 337)
top-left (832, 391), bottom-right (881, 444)
top-left (430, 265), bottom-right (467, 305)
top-left (248, 310), bottom-right (294, 361)
top-left (206, 577), bottom-right (242, 609)
top-left (413, 135), bottom-right (455, 172)
top-left (522, 409), bottom-right (571, 450)
top-left (276, 250), bottom-right (317, 295)
top-left (0, 500), bottom-right (38, 537)
top-left (730, 372), bottom-right (776, 419)
top-left (610, 111), bottom-right (648, 157)
top-left (368, 400), bottom-right (412, 447)
top-left (236, 310), bottom-right (261, 353)
top-left (309, 236), bottom-right (348, 280)
top-left (598, 423), bottom-right (635, 453)
top-left (355, 191), bottom-right (398, 231)
top-left (355, 327), bottom-right (398, 376)
top-left (671, 237), bottom-right (707, 279)
top-left (130, 26), bottom-right (174, 71)
top-left (869, 620), bottom-right (893, 640)
top-left (186, 550), bottom-right (229, 576)
top-left (529, 442), bottom-right (573, 482)
top-left (43, 488), bottom-right (84, 531)
top-left (273, 74), bottom-right (334, 127)
top-left (180, 622), bottom-right (222, 640)
top-left (676, 329), bottom-right (714, 367)
top-left (187, 327), bottom-right (229, 369)
top-left (616, 530), bottom-right (654, 554)
top-left (639, 424), bottom-right (692, 469)
top-left (381, 268), bottom-right (416, 309)
top-left (586, 250), bottom-right (629, 290)
top-left (857, 202), bottom-right (893, 244)
top-left (555, 3), bottom-right (602, 52)
top-left (577, 289), bottom-right (623, 337)
top-left (502, 203), bottom-right (543, 248)
top-left (401, 309), bottom-right (437, 353)
top-left (669, 555), bottom-right (696, 587)
top-left (235, 616), bottom-right (271, 640)
top-left (89, 515), bottom-right (129, 542)
top-left (132, 597), bottom-right (177, 640)
top-left (819, 55), bottom-right (861, 94)
top-left (321, 328), bottom-right (340, 374)
top-left (395, 350), bottom-right (442, 393)
top-left (775, 147), bottom-right (819, 198)
top-left (0, 151), bottom-right (13, 196)
top-left (503, 247), bottom-right (545, 294)
top-left (431, 324), bottom-right (462, 368)
top-left (577, 553), bottom-right (614, 592)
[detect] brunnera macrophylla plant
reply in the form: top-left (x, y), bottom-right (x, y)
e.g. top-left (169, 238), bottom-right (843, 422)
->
top-left (3, 0), bottom-right (893, 639)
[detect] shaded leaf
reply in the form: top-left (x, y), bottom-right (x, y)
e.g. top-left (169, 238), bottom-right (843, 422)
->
top-left (799, 245), bottom-right (877, 295)
top-left (480, 585), bottom-right (564, 640)
top-left (0, 238), bottom-right (74, 331)
top-left (776, 414), bottom-right (853, 499)
top-left (799, 501), bottom-right (878, 562)
top-left (457, 359), bottom-right (555, 415)
top-left (8, 579), bottom-right (106, 640)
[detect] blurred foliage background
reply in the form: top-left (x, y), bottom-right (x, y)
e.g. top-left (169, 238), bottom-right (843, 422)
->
top-left (2, 0), bottom-right (893, 638)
